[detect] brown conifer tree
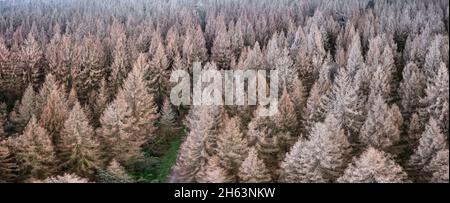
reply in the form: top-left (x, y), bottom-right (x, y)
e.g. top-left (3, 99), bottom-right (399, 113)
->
top-left (338, 147), bottom-right (409, 183)
top-left (216, 116), bottom-right (248, 181)
top-left (98, 159), bottom-right (134, 183)
top-left (21, 32), bottom-right (44, 90)
top-left (38, 81), bottom-right (69, 145)
top-left (10, 84), bottom-right (35, 131)
top-left (59, 102), bottom-right (100, 177)
top-left (100, 54), bottom-right (158, 165)
top-left (238, 148), bottom-right (272, 183)
top-left (11, 115), bottom-right (55, 179)
top-left (196, 156), bottom-right (230, 183)
top-left (0, 142), bottom-right (17, 182)
top-left (409, 118), bottom-right (447, 172)
top-left (424, 149), bottom-right (449, 183)
top-left (274, 88), bottom-right (299, 153)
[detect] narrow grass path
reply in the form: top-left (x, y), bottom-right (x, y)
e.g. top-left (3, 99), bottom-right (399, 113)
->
top-left (132, 128), bottom-right (186, 182)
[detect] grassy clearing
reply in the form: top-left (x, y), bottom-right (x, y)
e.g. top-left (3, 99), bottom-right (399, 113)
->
top-left (131, 128), bottom-right (185, 183)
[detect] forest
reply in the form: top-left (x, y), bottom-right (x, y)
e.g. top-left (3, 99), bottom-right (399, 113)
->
top-left (0, 0), bottom-right (448, 183)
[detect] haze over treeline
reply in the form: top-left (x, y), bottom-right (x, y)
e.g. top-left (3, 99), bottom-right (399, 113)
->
top-left (0, 0), bottom-right (449, 183)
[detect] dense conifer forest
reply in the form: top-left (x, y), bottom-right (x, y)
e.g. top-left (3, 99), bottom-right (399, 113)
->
top-left (0, 0), bottom-right (448, 183)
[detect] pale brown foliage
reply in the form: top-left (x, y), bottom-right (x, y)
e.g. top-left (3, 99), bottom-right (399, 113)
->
top-left (196, 156), bottom-right (230, 183)
top-left (274, 88), bottom-right (299, 152)
top-left (409, 118), bottom-right (447, 170)
top-left (0, 141), bottom-right (17, 182)
top-left (238, 148), bottom-right (272, 183)
top-left (171, 106), bottom-right (217, 182)
top-left (280, 114), bottom-right (351, 182)
top-left (99, 159), bottom-right (134, 183)
top-left (38, 82), bottom-right (69, 144)
top-left (9, 84), bottom-right (35, 130)
top-left (216, 116), bottom-right (248, 181)
top-left (360, 95), bottom-right (402, 149)
top-left (11, 116), bottom-right (55, 179)
top-left (424, 149), bottom-right (449, 183)
top-left (44, 173), bottom-right (89, 183)
top-left (59, 102), bottom-right (100, 177)
top-left (338, 147), bottom-right (409, 183)
top-left (100, 54), bottom-right (158, 165)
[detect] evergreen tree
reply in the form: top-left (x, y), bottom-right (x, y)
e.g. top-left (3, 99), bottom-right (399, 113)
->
top-left (21, 32), bottom-right (44, 90)
top-left (238, 148), bottom-right (272, 183)
top-left (338, 147), bottom-right (409, 183)
top-left (0, 36), bottom-right (10, 74)
top-left (11, 116), bottom-right (55, 179)
top-left (366, 34), bottom-right (384, 67)
top-left (185, 93), bottom-right (225, 156)
top-left (0, 141), bottom-right (17, 182)
top-left (110, 32), bottom-right (130, 95)
top-left (369, 64), bottom-right (393, 105)
top-left (230, 21), bottom-right (244, 57)
top-left (346, 33), bottom-right (364, 76)
top-left (399, 63), bottom-right (426, 117)
top-left (379, 44), bottom-right (396, 99)
top-left (73, 35), bottom-right (106, 103)
top-left (182, 26), bottom-right (207, 68)
top-left (46, 33), bottom-right (73, 89)
top-left (149, 29), bottom-right (163, 58)
top-left (409, 118), bottom-right (447, 170)
top-left (424, 149), bottom-right (449, 183)
top-left (147, 42), bottom-right (169, 103)
top-left (212, 25), bottom-right (232, 69)
top-left (407, 113), bottom-right (422, 142)
top-left (67, 86), bottom-right (78, 110)
top-left (280, 114), bottom-right (351, 182)
top-left (274, 88), bottom-right (299, 153)
top-left (196, 156), bottom-right (230, 183)
top-left (247, 107), bottom-right (280, 171)
top-left (320, 67), bottom-right (365, 135)
top-left (243, 42), bottom-right (264, 70)
top-left (424, 35), bottom-right (444, 79)
top-left (360, 95), bottom-right (402, 149)
top-left (38, 82), bottom-right (69, 144)
top-left (404, 26), bottom-right (431, 66)
top-left (266, 33), bottom-right (282, 69)
top-left (59, 102), bottom-right (100, 177)
top-left (119, 53), bottom-right (158, 145)
top-left (98, 159), bottom-right (134, 183)
top-left (304, 82), bottom-right (324, 128)
top-left (92, 78), bottom-right (109, 127)
top-left (290, 77), bottom-right (307, 120)
top-left (99, 95), bottom-right (137, 165)
top-left (420, 63), bottom-right (449, 135)
top-left (171, 105), bottom-right (219, 182)
top-left (10, 85), bottom-right (36, 132)
top-left (158, 97), bottom-right (178, 141)
top-left (35, 74), bottom-right (58, 118)
top-left (216, 116), bottom-right (248, 181)
top-left (165, 25), bottom-right (180, 64)
top-left (279, 137), bottom-right (324, 183)
top-left (46, 30), bottom-right (62, 77)
top-left (100, 53), bottom-right (159, 164)
top-left (276, 48), bottom-right (296, 90)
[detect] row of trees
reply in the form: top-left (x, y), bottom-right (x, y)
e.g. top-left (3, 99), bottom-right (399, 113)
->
top-left (1, 0), bottom-right (449, 182)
